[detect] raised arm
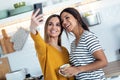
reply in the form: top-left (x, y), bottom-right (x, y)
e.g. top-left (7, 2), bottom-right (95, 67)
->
top-left (30, 9), bottom-right (43, 34)
top-left (30, 9), bottom-right (46, 56)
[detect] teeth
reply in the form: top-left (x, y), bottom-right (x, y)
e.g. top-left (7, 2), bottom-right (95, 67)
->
top-left (65, 25), bottom-right (70, 30)
top-left (51, 30), bottom-right (57, 34)
top-left (66, 24), bottom-right (70, 28)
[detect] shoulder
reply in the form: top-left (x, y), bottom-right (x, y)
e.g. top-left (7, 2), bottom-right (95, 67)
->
top-left (61, 46), bottom-right (67, 50)
top-left (83, 30), bottom-right (96, 37)
top-left (61, 46), bottom-right (69, 52)
top-left (82, 31), bottom-right (98, 41)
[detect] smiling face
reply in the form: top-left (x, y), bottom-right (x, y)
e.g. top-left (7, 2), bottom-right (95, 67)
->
top-left (47, 17), bottom-right (61, 38)
top-left (61, 12), bottom-right (78, 32)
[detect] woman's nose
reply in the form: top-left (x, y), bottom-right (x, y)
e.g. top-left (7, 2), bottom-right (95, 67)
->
top-left (51, 25), bottom-right (56, 29)
top-left (62, 21), bottom-right (67, 27)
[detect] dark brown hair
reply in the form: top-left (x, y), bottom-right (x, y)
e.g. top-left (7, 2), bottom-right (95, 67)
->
top-left (44, 14), bottom-right (63, 46)
top-left (60, 7), bottom-right (89, 31)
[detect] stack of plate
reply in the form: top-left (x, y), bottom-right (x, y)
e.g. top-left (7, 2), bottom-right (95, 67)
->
top-left (9, 5), bottom-right (33, 16)
top-left (0, 10), bottom-right (9, 19)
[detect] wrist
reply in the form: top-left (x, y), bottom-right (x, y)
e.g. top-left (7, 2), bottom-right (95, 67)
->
top-left (30, 26), bottom-right (37, 35)
top-left (76, 66), bottom-right (83, 73)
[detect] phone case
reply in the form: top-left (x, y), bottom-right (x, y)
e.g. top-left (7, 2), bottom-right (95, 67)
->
top-left (34, 3), bottom-right (42, 14)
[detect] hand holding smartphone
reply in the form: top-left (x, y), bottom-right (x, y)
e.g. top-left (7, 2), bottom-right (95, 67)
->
top-left (33, 3), bottom-right (43, 22)
top-left (34, 3), bottom-right (43, 15)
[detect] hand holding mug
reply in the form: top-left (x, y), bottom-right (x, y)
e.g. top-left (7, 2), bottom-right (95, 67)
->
top-left (59, 64), bottom-right (70, 77)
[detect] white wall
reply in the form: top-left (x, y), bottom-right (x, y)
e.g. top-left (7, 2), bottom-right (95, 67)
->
top-left (82, 0), bottom-right (120, 62)
top-left (89, 5), bottom-right (120, 62)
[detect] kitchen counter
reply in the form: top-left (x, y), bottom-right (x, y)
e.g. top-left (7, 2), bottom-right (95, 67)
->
top-left (103, 60), bottom-right (120, 78)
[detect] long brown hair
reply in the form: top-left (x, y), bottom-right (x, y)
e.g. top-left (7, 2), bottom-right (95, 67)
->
top-left (44, 14), bottom-right (63, 46)
top-left (60, 7), bottom-right (89, 31)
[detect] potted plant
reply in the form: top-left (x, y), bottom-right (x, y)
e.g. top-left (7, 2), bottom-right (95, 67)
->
top-left (83, 11), bottom-right (100, 26)
top-left (14, 2), bottom-right (26, 8)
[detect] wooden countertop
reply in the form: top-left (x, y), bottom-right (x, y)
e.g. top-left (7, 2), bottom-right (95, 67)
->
top-left (103, 60), bottom-right (120, 78)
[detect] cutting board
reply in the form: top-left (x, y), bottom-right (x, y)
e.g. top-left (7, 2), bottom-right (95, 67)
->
top-left (0, 29), bottom-right (15, 54)
top-left (0, 57), bottom-right (11, 80)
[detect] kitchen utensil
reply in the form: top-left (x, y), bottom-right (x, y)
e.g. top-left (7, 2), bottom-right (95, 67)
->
top-left (10, 28), bottom-right (29, 51)
top-left (0, 57), bottom-right (11, 80)
top-left (0, 29), bottom-right (15, 54)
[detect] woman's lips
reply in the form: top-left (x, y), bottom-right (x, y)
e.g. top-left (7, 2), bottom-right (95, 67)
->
top-left (65, 24), bottom-right (70, 30)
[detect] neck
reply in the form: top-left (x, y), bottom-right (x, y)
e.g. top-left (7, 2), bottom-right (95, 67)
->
top-left (48, 37), bottom-right (58, 46)
top-left (48, 37), bottom-right (62, 51)
top-left (73, 26), bottom-right (84, 40)
top-left (73, 25), bottom-right (84, 46)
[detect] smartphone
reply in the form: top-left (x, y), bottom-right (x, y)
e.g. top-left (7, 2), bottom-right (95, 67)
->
top-left (34, 3), bottom-right (43, 15)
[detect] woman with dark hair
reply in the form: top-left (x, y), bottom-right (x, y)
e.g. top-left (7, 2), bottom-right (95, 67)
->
top-left (59, 7), bottom-right (108, 80)
top-left (30, 9), bottom-right (74, 80)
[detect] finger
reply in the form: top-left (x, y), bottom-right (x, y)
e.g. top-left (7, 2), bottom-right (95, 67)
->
top-left (31, 17), bottom-right (38, 23)
top-left (31, 14), bottom-right (38, 22)
top-left (61, 71), bottom-right (66, 75)
top-left (36, 14), bottom-right (44, 18)
top-left (33, 9), bottom-right (40, 18)
top-left (38, 18), bottom-right (44, 22)
top-left (36, 14), bottom-right (44, 20)
top-left (32, 12), bottom-right (34, 16)
top-left (67, 74), bottom-right (73, 77)
top-left (33, 16), bottom-right (43, 23)
top-left (35, 21), bottom-right (41, 26)
top-left (38, 20), bottom-right (44, 24)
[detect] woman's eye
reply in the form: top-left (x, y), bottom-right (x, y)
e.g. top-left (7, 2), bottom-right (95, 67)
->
top-left (56, 23), bottom-right (61, 27)
top-left (66, 16), bottom-right (69, 19)
top-left (48, 23), bottom-right (52, 26)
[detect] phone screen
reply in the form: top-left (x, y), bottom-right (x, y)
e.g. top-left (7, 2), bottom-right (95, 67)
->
top-left (34, 3), bottom-right (43, 15)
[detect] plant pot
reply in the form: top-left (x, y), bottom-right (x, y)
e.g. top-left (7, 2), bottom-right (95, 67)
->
top-left (14, 2), bottom-right (26, 8)
top-left (85, 14), bottom-right (99, 26)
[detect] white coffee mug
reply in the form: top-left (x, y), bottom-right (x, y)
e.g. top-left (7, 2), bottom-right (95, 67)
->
top-left (59, 64), bottom-right (70, 77)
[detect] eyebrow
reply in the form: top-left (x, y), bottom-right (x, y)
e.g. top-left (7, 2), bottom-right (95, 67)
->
top-left (48, 21), bottom-right (60, 24)
top-left (64, 14), bottom-right (68, 18)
